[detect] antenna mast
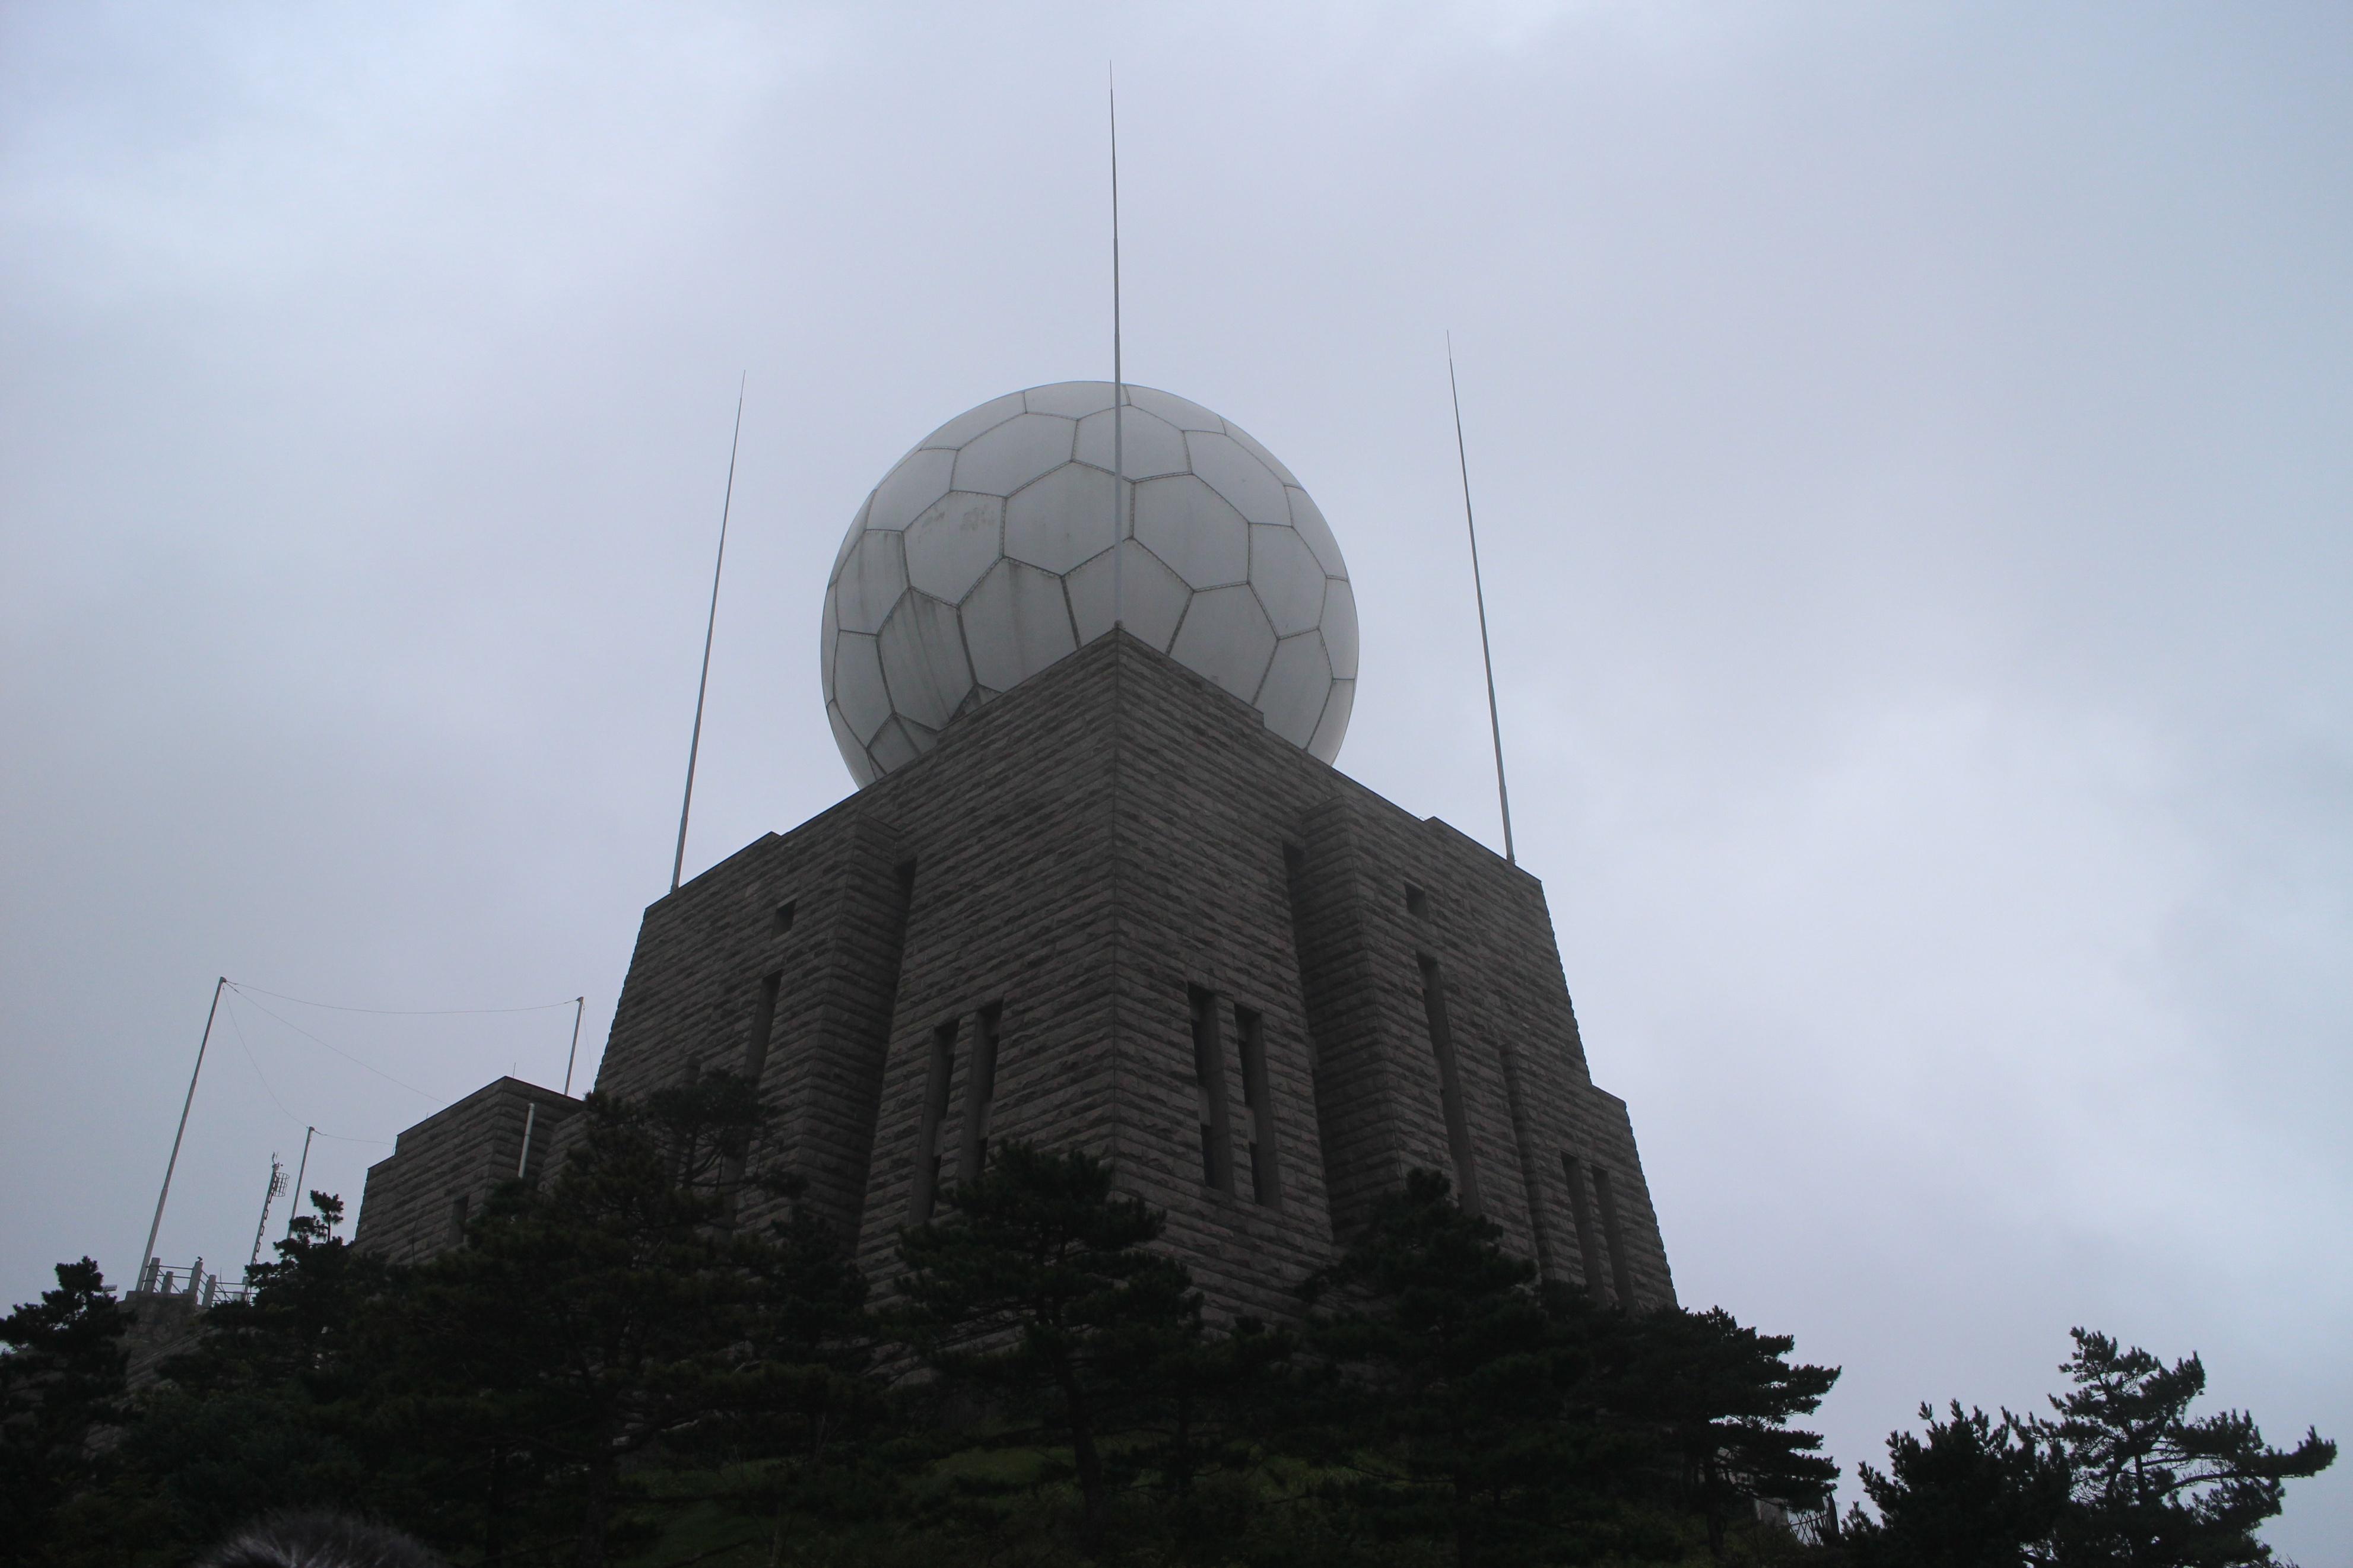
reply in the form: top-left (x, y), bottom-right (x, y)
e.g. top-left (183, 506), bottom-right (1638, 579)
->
top-left (139, 976), bottom-right (225, 1287)
top-left (671, 378), bottom-right (747, 895)
top-left (249, 1154), bottom-right (287, 1267)
top-left (1109, 67), bottom-right (1125, 631)
top-left (1446, 336), bottom-right (1517, 864)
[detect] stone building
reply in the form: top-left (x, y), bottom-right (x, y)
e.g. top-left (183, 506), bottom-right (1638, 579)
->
top-left (356, 383), bottom-right (1675, 1318)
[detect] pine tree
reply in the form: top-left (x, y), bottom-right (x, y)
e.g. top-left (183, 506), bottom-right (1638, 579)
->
top-left (2041, 1330), bottom-right (2335, 1567)
top-left (0, 1260), bottom-right (132, 1568)
top-left (1849, 1402), bottom-right (2072, 1568)
top-left (890, 1141), bottom-right (1206, 1557)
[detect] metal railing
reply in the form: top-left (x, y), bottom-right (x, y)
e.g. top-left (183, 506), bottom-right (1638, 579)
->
top-left (134, 1257), bottom-right (252, 1309)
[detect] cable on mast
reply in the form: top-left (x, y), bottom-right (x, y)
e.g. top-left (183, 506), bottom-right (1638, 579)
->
top-left (672, 376), bottom-right (747, 895)
top-left (1447, 335), bottom-right (1517, 864)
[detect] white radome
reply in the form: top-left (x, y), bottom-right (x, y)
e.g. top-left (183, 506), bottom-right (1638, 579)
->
top-left (822, 382), bottom-right (1357, 787)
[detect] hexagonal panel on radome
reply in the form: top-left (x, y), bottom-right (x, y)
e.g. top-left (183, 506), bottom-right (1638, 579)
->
top-left (834, 530), bottom-right (907, 635)
top-left (1170, 584), bottom-right (1277, 701)
top-left (866, 448), bottom-right (955, 533)
top-left (1225, 422), bottom-right (1299, 487)
top-left (868, 717), bottom-right (923, 775)
top-left (1309, 678), bottom-right (1354, 763)
top-left (1249, 524), bottom-right (1326, 636)
top-left (827, 704), bottom-right (876, 787)
top-left (903, 492), bottom-right (1004, 603)
top-left (1287, 486), bottom-right (1346, 578)
top-left (821, 590), bottom-right (840, 692)
top-left (878, 591), bottom-right (972, 733)
top-left (1320, 578), bottom-right (1360, 680)
top-left (951, 413), bottom-right (1076, 497)
top-left (1258, 631), bottom-right (1333, 748)
top-left (833, 495), bottom-right (871, 577)
top-left (1133, 474), bottom-right (1249, 590)
top-left (834, 632), bottom-right (892, 745)
top-left (917, 391), bottom-right (1024, 452)
top-left (1066, 539), bottom-right (1192, 653)
top-left (1022, 381), bottom-right (1117, 418)
top-left (1006, 464), bottom-right (1120, 575)
top-left (962, 558), bottom-right (1078, 693)
top-left (1075, 406), bottom-right (1189, 478)
top-left (1126, 386), bottom-right (1225, 432)
top-left (1187, 431), bottom-right (1291, 527)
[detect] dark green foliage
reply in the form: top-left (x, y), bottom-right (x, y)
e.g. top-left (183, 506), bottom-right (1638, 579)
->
top-left (27, 1133), bottom-right (2323, 1568)
top-left (0, 1260), bottom-right (132, 1568)
top-left (1293, 1171), bottom-right (1838, 1568)
top-left (890, 1142), bottom-right (1208, 1554)
top-left (1849, 1403), bottom-right (2072, 1568)
top-left (2043, 1330), bottom-right (2334, 1567)
top-left (1602, 1303), bottom-right (1841, 1559)
top-left (1846, 1331), bottom-right (2335, 1568)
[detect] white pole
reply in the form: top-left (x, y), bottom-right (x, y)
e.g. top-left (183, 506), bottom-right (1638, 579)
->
top-left (139, 977), bottom-right (226, 1289)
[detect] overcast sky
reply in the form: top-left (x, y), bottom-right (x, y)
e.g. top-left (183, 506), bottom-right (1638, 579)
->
top-left (4, 1), bottom-right (2347, 1551)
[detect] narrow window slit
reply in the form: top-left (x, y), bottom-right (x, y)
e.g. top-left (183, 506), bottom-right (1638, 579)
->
top-left (911, 1018), bottom-right (958, 1224)
top-left (1189, 987), bottom-right (1234, 1194)
top-left (1235, 1006), bottom-right (1281, 1207)
top-left (958, 1003), bottom-right (1002, 1183)
top-left (1417, 954), bottom-right (1483, 1214)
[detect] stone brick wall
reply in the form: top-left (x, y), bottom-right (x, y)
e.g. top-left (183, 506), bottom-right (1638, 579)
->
top-left (352, 1077), bottom-right (579, 1265)
top-left (357, 632), bottom-right (1674, 1316)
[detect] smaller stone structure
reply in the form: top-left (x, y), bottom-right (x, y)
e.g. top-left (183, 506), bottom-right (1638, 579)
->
top-left (352, 1077), bottom-right (579, 1264)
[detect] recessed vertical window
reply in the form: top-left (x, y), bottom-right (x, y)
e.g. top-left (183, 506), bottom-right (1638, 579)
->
top-left (911, 1019), bottom-right (958, 1224)
top-left (1592, 1165), bottom-right (1636, 1309)
top-left (744, 972), bottom-right (782, 1083)
top-left (1188, 987), bottom-right (1234, 1194)
top-left (1495, 1046), bottom-right (1552, 1279)
top-left (447, 1194), bottom-right (470, 1245)
top-left (773, 900), bottom-right (797, 934)
top-left (1234, 1006), bottom-right (1281, 1207)
top-left (958, 1003), bottom-right (1002, 1184)
top-left (1416, 955), bottom-right (1483, 1215)
top-left (1561, 1154), bottom-right (1606, 1305)
top-left (1405, 885), bottom-right (1429, 918)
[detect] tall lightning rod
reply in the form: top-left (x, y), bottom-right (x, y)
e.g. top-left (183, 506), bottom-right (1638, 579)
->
top-left (1446, 336), bottom-right (1517, 865)
top-left (671, 378), bottom-right (747, 895)
top-left (139, 977), bottom-right (226, 1287)
top-left (1109, 66), bottom-right (1126, 631)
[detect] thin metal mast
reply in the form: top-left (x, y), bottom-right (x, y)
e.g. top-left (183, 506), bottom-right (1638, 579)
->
top-left (1109, 67), bottom-right (1125, 631)
top-left (562, 995), bottom-right (584, 1097)
top-left (671, 377), bottom-right (747, 895)
top-left (1446, 336), bottom-right (1516, 864)
top-left (140, 977), bottom-right (226, 1286)
top-left (284, 1126), bottom-right (313, 1242)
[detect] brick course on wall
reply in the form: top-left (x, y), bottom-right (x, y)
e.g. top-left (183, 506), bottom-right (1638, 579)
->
top-left (357, 632), bottom-right (1675, 1316)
